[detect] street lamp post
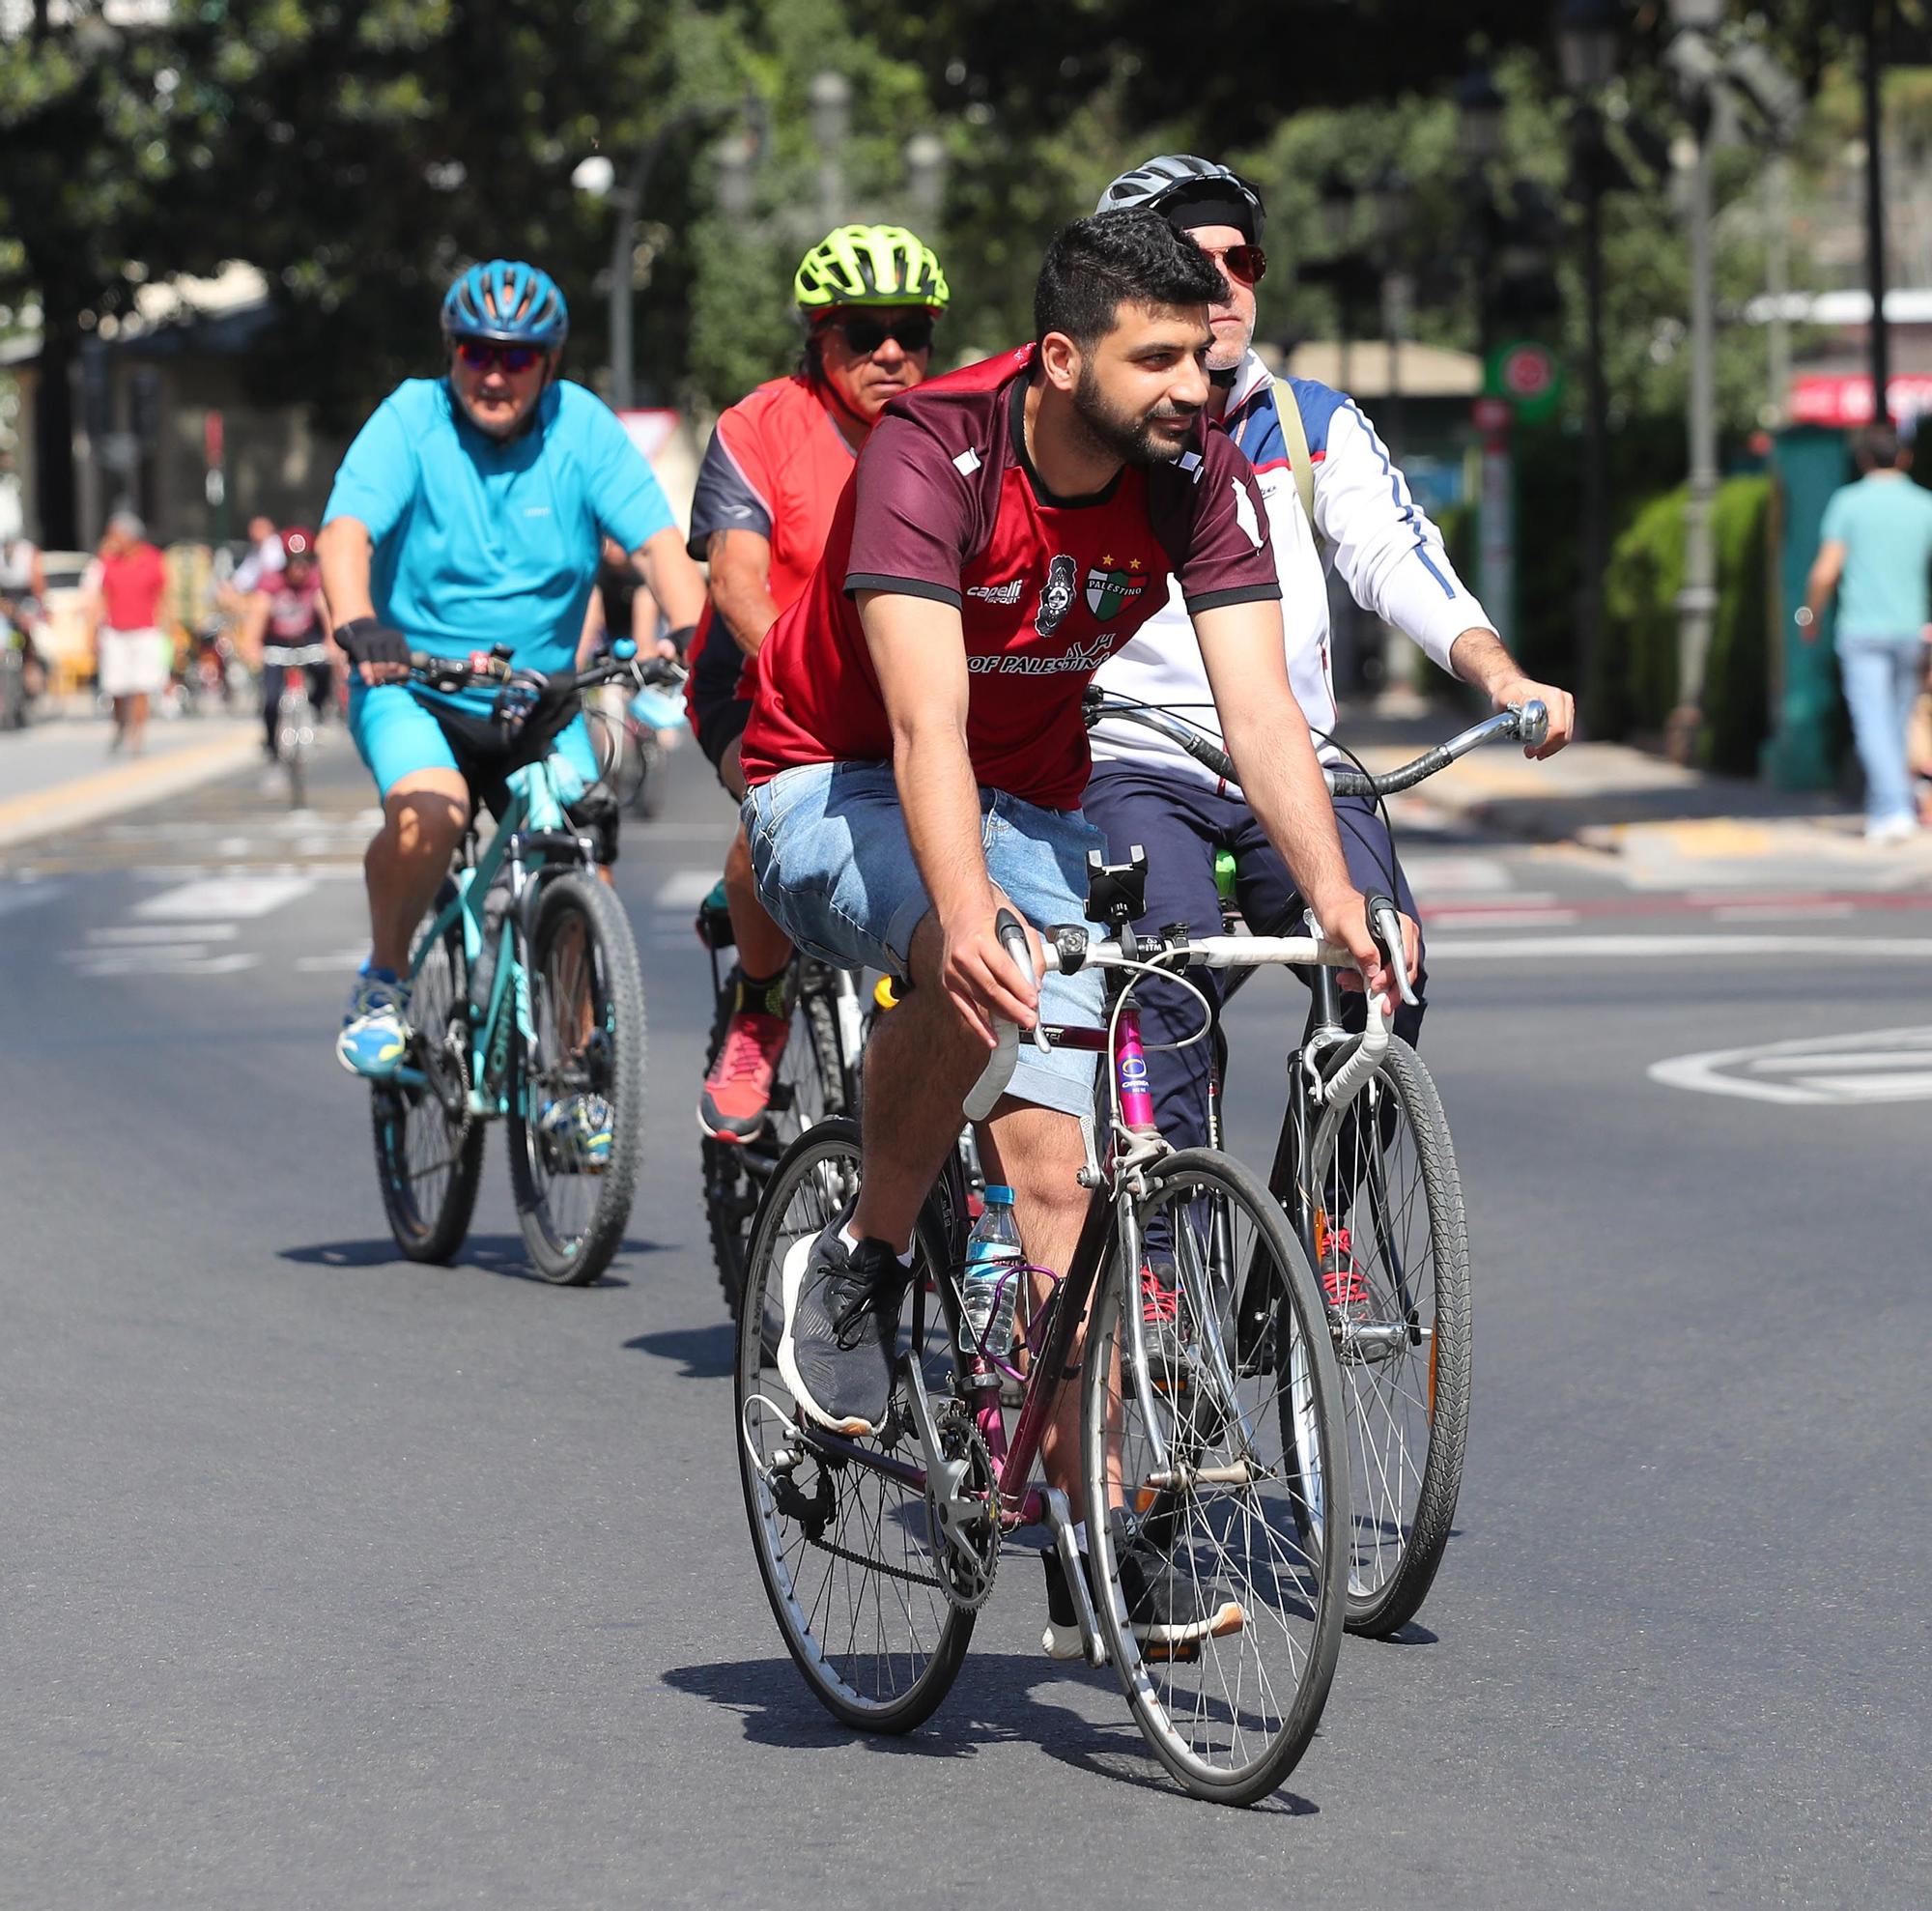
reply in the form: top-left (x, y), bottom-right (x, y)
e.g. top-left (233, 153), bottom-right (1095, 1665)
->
top-left (1558, 0), bottom-right (1622, 723)
top-left (809, 71), bottom-right (852, 230)
top-left (1667, 0), bottom-right (1724, 763)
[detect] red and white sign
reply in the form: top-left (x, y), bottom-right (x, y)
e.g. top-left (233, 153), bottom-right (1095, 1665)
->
top-left (1471, 396), bottom-right (1513, 435)
top-left (617, 408), bottom-right (680, 466)
top-left (1788, 373), bottom-right (1932, 428)
top-left (1498, 344), bottom-right (1554, 399)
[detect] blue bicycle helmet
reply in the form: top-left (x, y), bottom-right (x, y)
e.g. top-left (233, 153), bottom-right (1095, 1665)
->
top-left (440, 260), bottom-right (570, 349)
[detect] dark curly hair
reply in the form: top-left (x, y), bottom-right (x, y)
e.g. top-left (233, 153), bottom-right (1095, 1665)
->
top-left (1034, 209), bottom-right (1226, 351)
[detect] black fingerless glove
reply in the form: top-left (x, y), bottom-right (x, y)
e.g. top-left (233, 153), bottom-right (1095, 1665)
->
top-left (665, 622), bottom-right (697, 658)
top-left (334, 617), bottom-right (412, 671)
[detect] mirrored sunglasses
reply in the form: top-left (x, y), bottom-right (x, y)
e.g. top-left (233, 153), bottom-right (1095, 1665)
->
top-left (453, 339), bottom-right (545, 373)
top-left (1199, 242), bottom-right (1266, 287)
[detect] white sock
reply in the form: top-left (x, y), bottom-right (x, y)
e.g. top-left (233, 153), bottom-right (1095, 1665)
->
top-left (838, 1221), bottom-right (913, 1270)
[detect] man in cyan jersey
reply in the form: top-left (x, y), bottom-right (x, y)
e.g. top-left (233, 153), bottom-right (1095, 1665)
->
top-left (687, 225), bottom-right (950, 1142)
top-left (740, 211), bottom-right (1400, 1651)
top-left (319, 259), bottom-right (706, 1083)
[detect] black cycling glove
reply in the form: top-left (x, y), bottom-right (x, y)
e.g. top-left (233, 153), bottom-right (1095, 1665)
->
top-left (664, 622), bottom-right (697, 658)
top-left (334, 617), bottom-right (412, 672)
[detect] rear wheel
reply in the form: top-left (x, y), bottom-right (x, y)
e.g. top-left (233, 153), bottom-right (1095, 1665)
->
top-left (735, 1120), bottom-right (974, 1732)
top-left (706, 965), bottom-right (849, 1320)
top-left (372, 898), bottom-right (485, 1263)
top-left (1085, 1148), bottom-right (1348, 1806)
top-left (276, 686), bottom-right (309, 809)
top-left (507, 870), bottom-right (645, 1284)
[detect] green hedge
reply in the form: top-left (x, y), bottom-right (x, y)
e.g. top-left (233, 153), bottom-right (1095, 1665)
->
top-left (1597, 474), bottom-right (1772, 774)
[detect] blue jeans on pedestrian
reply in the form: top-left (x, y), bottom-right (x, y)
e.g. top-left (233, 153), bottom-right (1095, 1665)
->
top-left (1837, 634), bottom-right (1923, 828)
top-left (1082, 763), bottom-right (1426, 1156)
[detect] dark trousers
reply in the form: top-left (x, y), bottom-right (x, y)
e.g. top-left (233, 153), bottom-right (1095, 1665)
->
top-left (1081, 762), bottom-right (1428, 1155)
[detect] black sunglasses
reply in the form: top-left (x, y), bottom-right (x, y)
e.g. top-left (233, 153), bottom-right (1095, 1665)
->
top-left (824, 312), bottom-right (936, 356)
top-left (453, 339), bottom-right (545, 374)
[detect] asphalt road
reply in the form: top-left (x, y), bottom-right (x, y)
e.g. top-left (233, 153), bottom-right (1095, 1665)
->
top-left (4, 729), bottom-right (1928, 1909)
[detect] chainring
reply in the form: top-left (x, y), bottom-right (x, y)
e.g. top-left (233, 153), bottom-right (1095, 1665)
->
top-left (925, 1399), bottom-right (1000, 1612)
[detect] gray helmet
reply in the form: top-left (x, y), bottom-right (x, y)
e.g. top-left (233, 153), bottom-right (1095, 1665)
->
top-left (1095, 154), bottom-right (1265, 240)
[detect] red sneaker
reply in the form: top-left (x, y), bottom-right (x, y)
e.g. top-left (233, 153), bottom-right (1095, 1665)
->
top-left (1318, 1220), bottom-right (1372, 1327)
top-left (699, 1008), bottom-right (790, 1141)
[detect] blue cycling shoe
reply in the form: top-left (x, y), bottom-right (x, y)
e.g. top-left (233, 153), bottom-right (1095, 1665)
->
top-left (337, 966), bottom-right (412, 1078)
top-left (537, 1094), bottom-right (612, 1173)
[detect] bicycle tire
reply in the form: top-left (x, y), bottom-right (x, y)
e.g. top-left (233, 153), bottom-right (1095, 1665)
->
top-left (276, 691), bottom-right (308, 810)
top-left (371, 901), bottom-right (485, 1264)
top-left (1311, 1037), bottom-right (1471, 1638)
top-left (1083, 1147), bottom-right (1348, 1807)
top-left (506, 870), bottom-right (645, 1284)
top-left (735, 1118), bottom-right (974, 1734)
top-left (705, 970), bottom-right (849, 1322)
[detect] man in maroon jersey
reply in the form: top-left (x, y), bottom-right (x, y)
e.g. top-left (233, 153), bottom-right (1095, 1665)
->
top-left (740, 212), bottom-right (1395, 1638)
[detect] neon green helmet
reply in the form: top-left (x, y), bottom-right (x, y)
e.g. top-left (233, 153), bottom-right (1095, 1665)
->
top-left (794, 224), bottom-right (951, 315)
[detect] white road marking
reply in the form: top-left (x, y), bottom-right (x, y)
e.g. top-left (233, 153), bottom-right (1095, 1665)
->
top-left (1431, 933), bottom-right (1932, 961)
top-left (1425, 907), bottom-right (1581, 931)
top-left (1650, 1025), bottom-right (1932, 1106)
top-left (655, 870), bottom-right (721, 909)
top-left (1401, 854), bottom-right (1516, 896)
top-left (134, 875), bottom-right (315, 920)
top-left (66, 951), bottom-right (259, 977)
top-left (1711, 901), bottom-right (1856, 923)
top-left (87, 923), bottom-right (242, 944)
top-left (295, 949), bottom-right (374, 973)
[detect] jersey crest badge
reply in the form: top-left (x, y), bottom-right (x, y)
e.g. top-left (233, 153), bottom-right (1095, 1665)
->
top-left (1036, 554), bottom-right (1078, 637)
top-left (1084, 555), bottom-right (1148, 621)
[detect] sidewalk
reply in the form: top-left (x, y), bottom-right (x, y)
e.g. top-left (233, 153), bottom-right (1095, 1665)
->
top-left (0, 709), bottom-right (263, 851)
top-left (1343, 699), bottom-right (1932, 888)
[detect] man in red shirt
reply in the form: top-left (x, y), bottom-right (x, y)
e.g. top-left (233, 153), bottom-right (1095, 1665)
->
top-left (88, 511), bottom-right (169, 756)
top-left (741, 212), bottom-right (1395, 1613)
top-left (689, 225), bottom-right (950, 1141)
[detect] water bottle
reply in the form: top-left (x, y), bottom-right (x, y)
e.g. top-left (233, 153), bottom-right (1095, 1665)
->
top-left (958, 1185), bottom-right (1024, 1359)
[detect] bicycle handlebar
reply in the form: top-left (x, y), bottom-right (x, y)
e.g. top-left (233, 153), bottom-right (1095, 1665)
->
top-left (406, 647), bottom-right (687, 700)
top-left (1080, 689), bottom-right (1547, 800)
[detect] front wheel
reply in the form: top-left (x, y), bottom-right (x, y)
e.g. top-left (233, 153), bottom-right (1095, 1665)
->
top-left (1084, 1148), bottom-right (1348, 1806)
top-left (371, 895), bottom-right (486, 1263)
top-left (1310, 1038), bottom-right (1471, 1638)
top-left (506, 870), bottom-right (645, 1284)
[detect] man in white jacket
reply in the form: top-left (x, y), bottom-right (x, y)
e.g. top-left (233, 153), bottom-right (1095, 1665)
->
top-left (1084, 157), bottom-right (1575, 1275)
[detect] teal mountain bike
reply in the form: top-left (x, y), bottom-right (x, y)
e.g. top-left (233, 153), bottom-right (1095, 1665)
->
top-left (370, 642), bottom-right (667, 1285)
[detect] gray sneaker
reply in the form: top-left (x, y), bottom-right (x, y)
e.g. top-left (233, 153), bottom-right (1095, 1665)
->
top-left (776, 1224), bottom-right (912, 1438)
top-left (1041, 1517), bottom-right (1246, 1663)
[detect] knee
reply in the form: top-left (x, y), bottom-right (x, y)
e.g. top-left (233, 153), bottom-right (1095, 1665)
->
top-left (383, 788), bottom-right (468, 863)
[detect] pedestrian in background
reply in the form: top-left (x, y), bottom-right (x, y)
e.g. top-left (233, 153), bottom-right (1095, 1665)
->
top-left (86, 511), bottom-right (168, 756)
top-left (1800, 422), bottom-right (1932, 844)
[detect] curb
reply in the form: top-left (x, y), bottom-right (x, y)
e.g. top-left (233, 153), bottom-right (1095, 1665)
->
top-left (0, 727), bottom-right (263, 851)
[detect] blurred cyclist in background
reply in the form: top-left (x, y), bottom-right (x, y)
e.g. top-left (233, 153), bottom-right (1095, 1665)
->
top-left (244, 525), bottom-right (333, 765)
top-left (687, 224), bottom-right (950, 1142)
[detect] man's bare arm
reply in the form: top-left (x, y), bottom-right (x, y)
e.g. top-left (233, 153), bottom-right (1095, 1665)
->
top-left (1447, 626), bottom-right (1577, 756)
top-left (1801, 540), bottom-right (1847, 640)
top-left (861, 588), bottom-right (1037, 1044)
top-left (629, 525), bottom-right (708, 633)
top-left (316, 517), bottom-right (376, 626)
top-left (1193, 599), bottom-right (1387, 990)
top-left (706, 528), bottom-right (782, 657)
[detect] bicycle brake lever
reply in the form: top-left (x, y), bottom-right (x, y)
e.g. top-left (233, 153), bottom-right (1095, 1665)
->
top-left (1365, 894), bottom-right (1419, 1011)
top-left (995, 906), bottom-right (1049, 1053)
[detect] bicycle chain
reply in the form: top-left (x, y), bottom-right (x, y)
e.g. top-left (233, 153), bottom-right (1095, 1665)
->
top-left (927, 1404), bottom-right (1000, 1613)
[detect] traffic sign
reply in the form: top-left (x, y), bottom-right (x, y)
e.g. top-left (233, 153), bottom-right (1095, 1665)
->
top-left (1485, 340), bottom-right (1564, 422)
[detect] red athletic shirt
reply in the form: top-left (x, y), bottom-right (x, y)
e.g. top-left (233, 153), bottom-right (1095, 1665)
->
top-left (98, 542), bottom-right (167, 632)
top-left (739, 348), bottom-right (1280, 810)
top-left (683, 373), bottom-right (856, 727)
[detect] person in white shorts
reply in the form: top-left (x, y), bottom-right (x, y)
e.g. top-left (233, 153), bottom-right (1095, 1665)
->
top-left (87, 511), bottom-right (171, 755)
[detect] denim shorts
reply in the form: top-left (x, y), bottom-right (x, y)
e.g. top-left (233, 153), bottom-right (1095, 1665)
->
top-left (743, 760), bottom-right (1108, 1118)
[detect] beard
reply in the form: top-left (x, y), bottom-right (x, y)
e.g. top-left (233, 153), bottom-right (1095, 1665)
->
top-left (1070, 361), bottom-right (1199, 469)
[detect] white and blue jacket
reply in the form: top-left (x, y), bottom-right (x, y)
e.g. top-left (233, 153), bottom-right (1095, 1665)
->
top-left (1090, 349), bottom-right (1490, 782)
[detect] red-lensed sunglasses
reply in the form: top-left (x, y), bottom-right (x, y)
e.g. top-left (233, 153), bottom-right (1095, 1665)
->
top-left (1198, 242), bottom-right (1267, 287)
top-left (453, 339), bottom-right (546, 374)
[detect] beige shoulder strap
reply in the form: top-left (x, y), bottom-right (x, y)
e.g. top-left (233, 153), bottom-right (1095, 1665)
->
top-left (1271, 376), bottom-right (1318, 532)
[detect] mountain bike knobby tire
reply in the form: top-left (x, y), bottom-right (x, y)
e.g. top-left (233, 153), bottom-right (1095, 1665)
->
top-left (372, 901), bottom-right (486, 1264)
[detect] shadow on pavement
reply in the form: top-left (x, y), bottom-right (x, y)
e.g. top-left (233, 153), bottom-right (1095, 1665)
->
top-left (277, 1234), bottom-right (662, 1287)
top-left (624, 1322), bottom-right (733, 1377)
top-left (662, 1653), bottom-right (1318, 1812)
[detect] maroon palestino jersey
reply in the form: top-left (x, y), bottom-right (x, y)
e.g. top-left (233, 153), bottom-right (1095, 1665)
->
top-left (738, 345), bottom-right (1280, 811)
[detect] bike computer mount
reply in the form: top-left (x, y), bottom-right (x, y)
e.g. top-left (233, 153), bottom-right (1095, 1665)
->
top-left (1086, 847), bottom-right (1148, 928)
